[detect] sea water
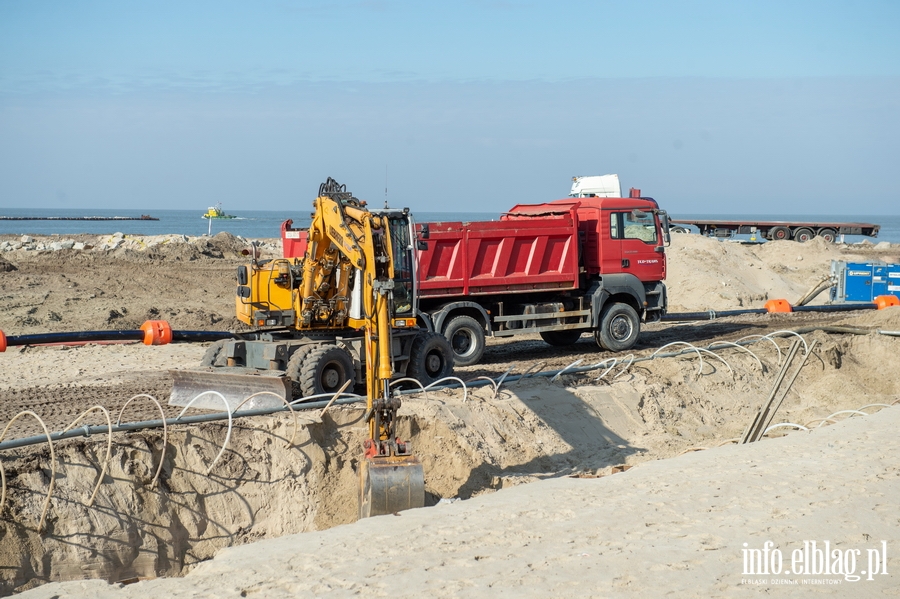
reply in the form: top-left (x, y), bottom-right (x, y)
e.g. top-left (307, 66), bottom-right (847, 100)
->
top-left (1, 207), bottom-right (898, 244)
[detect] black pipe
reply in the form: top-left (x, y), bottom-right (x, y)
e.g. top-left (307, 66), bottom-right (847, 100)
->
top-left (172, 331), bottom-right (238, 342)
top-left (5, 330), bottom-right (145, 345)
top-left (662, 302), bottom-right (878, 322)
top-left (4, 330), bottom-right (236, 348)
top-left (792, 303), bottom-right (877, 313)
top-left (661, 308), bottom-right (767, 322)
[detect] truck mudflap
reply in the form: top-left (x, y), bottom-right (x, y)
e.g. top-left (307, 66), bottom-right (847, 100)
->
top-left (169, 369), bottom-right (290, 412)
top-left (358, 454), bottom-right (425, 518)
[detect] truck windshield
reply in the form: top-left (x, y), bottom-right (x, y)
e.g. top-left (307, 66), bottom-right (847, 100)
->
top-left (388, 216), bottom-right (414, 315)
top-left (623, 211), bottom-right (658, 244)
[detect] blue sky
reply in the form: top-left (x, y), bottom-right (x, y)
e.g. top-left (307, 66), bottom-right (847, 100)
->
top-left (1, 0), bottom-right (898, 215)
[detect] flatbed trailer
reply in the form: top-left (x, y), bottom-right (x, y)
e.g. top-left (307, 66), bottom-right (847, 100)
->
top-left (669, 219), bottom-right (879, 243)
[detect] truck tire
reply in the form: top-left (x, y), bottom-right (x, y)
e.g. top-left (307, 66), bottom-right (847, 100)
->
top-left (769, 226), bottom-right (791, 241)
top-left (818, 228), bottom-right (837, 243)
top-left (793, 228), bottom-right (814, 243)
top-left (595, 303), bottom-right (640, 352)
top-left (298, 345), bottom-right (354, 398)
top-left (443, 315), bottom-right (485, 367)
top-left (539, 330), bottom-right (582, 346)
top-left (408, 331), bottom-right (454, 385)
top-left (199, 340), bottom-right (228, 367)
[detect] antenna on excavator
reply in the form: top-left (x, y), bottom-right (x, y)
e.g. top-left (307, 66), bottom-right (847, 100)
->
top-left (384, 165), bottom-right (389, 208)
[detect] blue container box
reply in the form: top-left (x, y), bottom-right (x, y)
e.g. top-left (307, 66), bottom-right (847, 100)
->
top-left (831, 261), bottom-right (900, 303)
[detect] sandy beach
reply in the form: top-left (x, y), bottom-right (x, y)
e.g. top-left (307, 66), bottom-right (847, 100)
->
top-left (1, 232), bottom-right (898, 597)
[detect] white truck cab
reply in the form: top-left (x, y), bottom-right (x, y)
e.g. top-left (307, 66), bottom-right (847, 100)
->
top-left (570, 174), bottom-right (622, 198)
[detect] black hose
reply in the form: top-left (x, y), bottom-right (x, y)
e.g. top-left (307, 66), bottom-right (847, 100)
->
top-left (661, 309), bottom-right (767, 321)
top-left (792, 303), bottom-right (877, 313)
top-left (5, 330), bottom-right (145, 345)
top-left (662, 302), bottom-right (878, 322)
top-left (4, 330), bottom-right (235, 348)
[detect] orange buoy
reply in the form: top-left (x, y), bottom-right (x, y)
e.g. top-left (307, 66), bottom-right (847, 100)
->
top-left (140, 320), bottom-right (173, 345)
top-left (875, 295), bottom-right (900, 310)
top-left (765, 299), bottom-right (793, 313)
top-left (0, 330), bottom-right (6, 353)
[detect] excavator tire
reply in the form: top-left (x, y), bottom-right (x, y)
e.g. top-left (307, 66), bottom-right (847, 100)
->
top-left (298, 344), bottom-right (355, 399)
top-left (199, 339), bottom-right (228, 367)
top-left (408, 331), bottom-right (454, 386)
top-left (285, 344), bottom-right (316, 398)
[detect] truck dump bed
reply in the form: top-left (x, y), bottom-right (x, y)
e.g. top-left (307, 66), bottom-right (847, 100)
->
top-left (417, 207), bottom-right (580, 298)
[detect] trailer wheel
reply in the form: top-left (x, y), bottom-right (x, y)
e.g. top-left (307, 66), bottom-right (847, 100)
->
top-left (769, 226), bottom-right (791, 241)
top-left (408, 331), bottom-right (454, 385)
top-left (539, 330), bottom-right (583, 346)
top-left (595, 303), bottom-right (640, 352)
top-left (443, 315), bottom-right (485, 367)
top-left (671, 226), bottom-right (689, 234)
top-left (794, 228), bottom-right (814, 243)
top-left (818, 228), bottom-right (837, 243)
top-left (199, 340), bottom-right (228, 367)
top-left (298, 345), bottom-right (354, 398)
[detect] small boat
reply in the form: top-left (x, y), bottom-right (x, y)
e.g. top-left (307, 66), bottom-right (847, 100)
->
top-left (202, 203), bottom-right (236, 219)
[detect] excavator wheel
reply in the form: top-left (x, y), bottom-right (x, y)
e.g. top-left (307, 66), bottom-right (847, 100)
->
top-left (408, 331), bottom-right (454, 386)
top-left (285, 344), bottom-right (316, 398)
top-left (298, 344), bottom-right (355, 398)
top-left (358, 454), bottom-right (425, 518)
top-left (199, 339), bottom-right (228, 367)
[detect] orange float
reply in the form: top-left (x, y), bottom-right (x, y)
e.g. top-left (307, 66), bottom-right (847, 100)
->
top-left (140, 320), bottom-right (173, 345)
top-left (764, 299), bottom-right (793, 313)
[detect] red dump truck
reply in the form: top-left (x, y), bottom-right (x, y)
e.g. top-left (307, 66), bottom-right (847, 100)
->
top-left (414, 191), bottom-right (670, 365)
top-left (282, 190), bottom-right (670, 366)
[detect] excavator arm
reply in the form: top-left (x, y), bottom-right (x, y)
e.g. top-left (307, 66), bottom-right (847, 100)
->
top-left (303, 178), bottom-right (424, 517)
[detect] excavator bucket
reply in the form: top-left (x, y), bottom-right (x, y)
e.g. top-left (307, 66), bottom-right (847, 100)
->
top-left (168, 370), bottom-right (290, 412)
top-left (358, 455), bottom-right (425, 518)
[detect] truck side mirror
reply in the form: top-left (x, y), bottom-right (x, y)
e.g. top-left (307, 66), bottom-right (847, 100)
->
top-left (419, 223), bottom-right (430, 239)
top-left (417, 240), bottom-right (429, 251)
top-left (659, 210), bottom-right (671, 246)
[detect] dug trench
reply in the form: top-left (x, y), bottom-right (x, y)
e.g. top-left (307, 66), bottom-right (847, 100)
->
top-left (2, 309), bottom-right (899, 594)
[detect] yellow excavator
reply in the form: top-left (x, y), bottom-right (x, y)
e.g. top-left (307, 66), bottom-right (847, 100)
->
top-left (171, 178), bottom-right (452, 516)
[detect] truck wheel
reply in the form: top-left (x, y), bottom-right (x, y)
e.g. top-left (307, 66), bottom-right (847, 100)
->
top-left (769, 226), bottom-right (791, 241)
top-left (539, 330), bottom-right (582, 346)
top-left (794, 228), bottom-right (814, 243)
top-left (671, 226), bottom-right (689, 234)
top-left (595, 303), bottom-right (640, 352)
top-left (298, 345), bottom-right (354, 398)
top-left (443, 315), bottom-right (485, 367)
top-left (818, 228), bottom-right (837, 243)
top-left (408, 331), bottom-right (454, 385)
top-left (199, 340), bottom-right (228, 367)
